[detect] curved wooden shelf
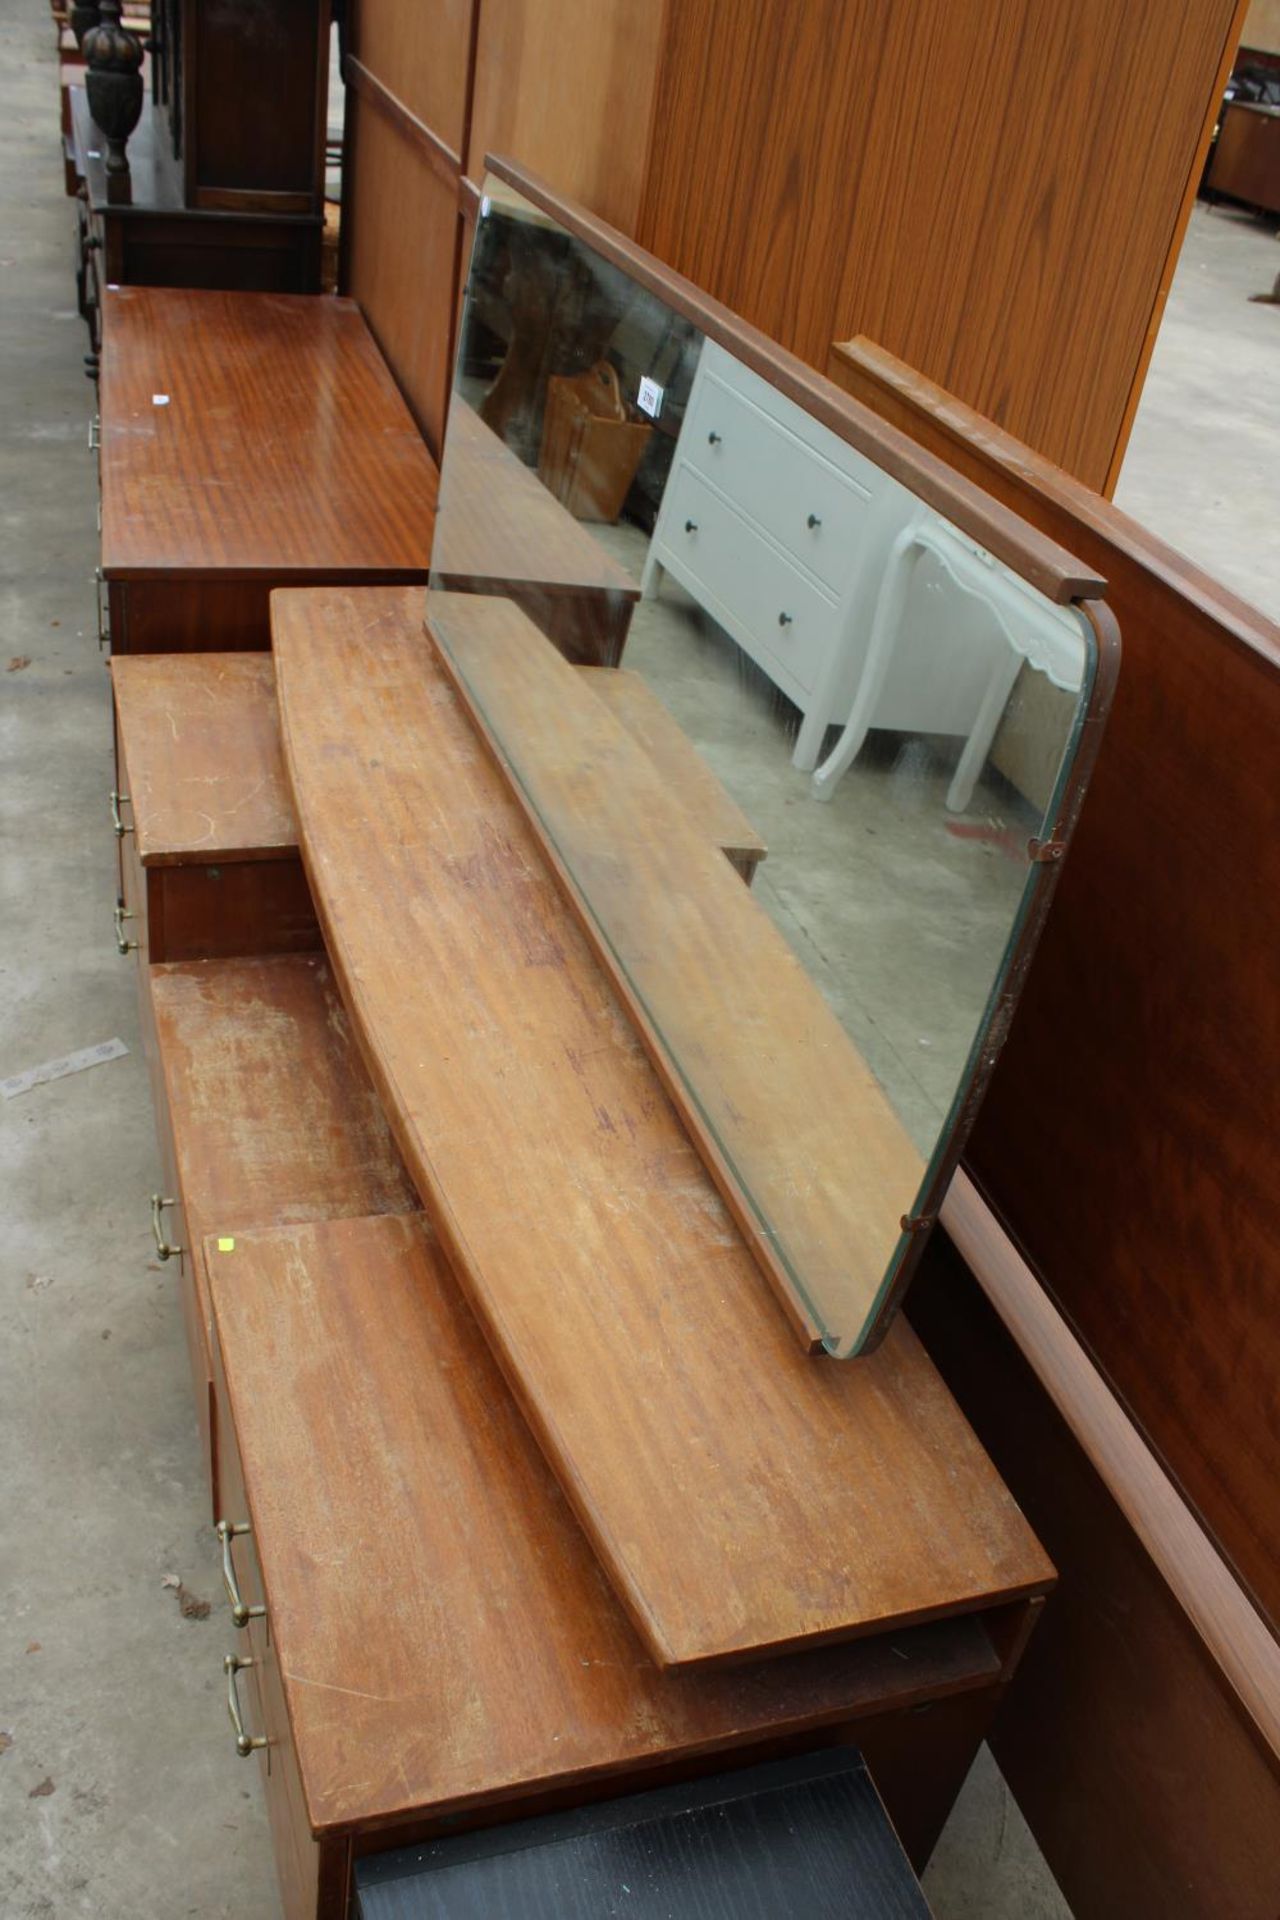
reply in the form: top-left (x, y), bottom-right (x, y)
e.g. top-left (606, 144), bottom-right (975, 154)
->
top-left (274, 582), bottom-right (1053, 1671)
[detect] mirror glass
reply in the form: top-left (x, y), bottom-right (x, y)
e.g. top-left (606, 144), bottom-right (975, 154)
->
top-left (428, 176), bottom-right (1098, 1356)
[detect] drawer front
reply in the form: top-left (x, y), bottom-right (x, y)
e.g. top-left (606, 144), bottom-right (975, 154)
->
top-left (662, 466), bottom-right (840, 699)
top-left (213, 1332), bottom-right (337, 1920)
top-left (150, 857), bottom-right (320, 965)
top-left (683, 358), bottom-right (877, 596)
top-left (151, 1174), bottom-right (216, 1499)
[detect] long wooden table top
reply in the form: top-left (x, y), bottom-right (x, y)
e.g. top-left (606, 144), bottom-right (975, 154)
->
top-left (432, 595), bottom-right (919, 1344)
top-left (100, 288), bottom-right (438, 580)
top-left (430, 399), bottom-right (639, 604)
top-left (210, 1212), bottom-right (1003, 1837)
top-left (274, 583), bottom-right (1052, 1671)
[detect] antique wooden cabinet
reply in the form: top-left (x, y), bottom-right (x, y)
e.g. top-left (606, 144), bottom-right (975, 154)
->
top-left (69, 1), bottom-right (330, 322)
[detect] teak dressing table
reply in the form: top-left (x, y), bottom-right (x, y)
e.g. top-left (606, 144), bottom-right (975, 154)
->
top-left (116, 164), bottom-right (1126, 1919)
top-left (96, 287), bottom-right (440, 653)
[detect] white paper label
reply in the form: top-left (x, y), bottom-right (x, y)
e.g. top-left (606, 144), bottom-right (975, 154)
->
top-left (152, 394), bottom-right (170, 406)
top-left (637, 377), bottom-right (664, 420)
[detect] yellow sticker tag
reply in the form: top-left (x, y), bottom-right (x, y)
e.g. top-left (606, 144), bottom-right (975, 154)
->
top-left (217, 1237), bottom-right (235, 1252)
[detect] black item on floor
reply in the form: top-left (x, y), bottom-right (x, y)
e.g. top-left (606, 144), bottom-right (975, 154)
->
top-left (354, 1747), bottom-right (932, 1918)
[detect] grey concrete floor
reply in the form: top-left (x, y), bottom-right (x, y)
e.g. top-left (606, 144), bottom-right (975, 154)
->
top-left (0, 5), bottom-right (279, 1915)
top-left (1115, 200), bottom-right (1280, 622)
top-left (0, 9), bottom-right (1119, 1917)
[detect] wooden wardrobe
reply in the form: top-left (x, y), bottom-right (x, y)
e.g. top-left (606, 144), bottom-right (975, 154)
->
top-left (338, 0), bottom-right (1247, 487)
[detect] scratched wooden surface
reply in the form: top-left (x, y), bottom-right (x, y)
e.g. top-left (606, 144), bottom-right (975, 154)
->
top-left (99, 287), bottom-right (439, 579)
top-left (434, 595), bottom-right (921, 1344)
top-left (151, 952), bottom-right (419, 1376)
top-left (209, 1211), bottom-right (1005, 1837)
top-left (273, 582), bottom-right (1053, 1671)
top-left (113, 644), bottom-right (764, 880)
top-left (112, 653), bottom-right (296, 865)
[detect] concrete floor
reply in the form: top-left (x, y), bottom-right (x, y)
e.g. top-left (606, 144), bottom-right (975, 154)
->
top-left (13, 11), bottom-right (1273, 1919)
top-left (1116, 200), bottom-right (1280, 622)
top-left (0, 7), bottom-right (279, 1915)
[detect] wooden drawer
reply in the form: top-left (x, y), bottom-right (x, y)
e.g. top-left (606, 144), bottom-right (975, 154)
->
top-left (684, 348), bottom-right (878, 596)
top-left (207, 1211), bottom-right (1027, 1918)
top-left (148, 952), bottom-right (419, 1519)
top-left (662, 464), bottom-right (839, 698)
top-left (111, 659), bottom-right (321, 961)
top-left (210, 1332), bottom-right (341, 1920)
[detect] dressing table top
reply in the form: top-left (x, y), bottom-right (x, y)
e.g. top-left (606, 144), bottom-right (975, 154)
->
top-left (273, 583), bottom-right (1053, 1673)
top-left (99, 288), bottom-right (439, 581)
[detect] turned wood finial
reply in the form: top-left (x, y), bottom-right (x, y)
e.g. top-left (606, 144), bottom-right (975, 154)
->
top-left (83, 0), bottom-right (145, 199)
top-left (69, 3), bottom-right (102, 49)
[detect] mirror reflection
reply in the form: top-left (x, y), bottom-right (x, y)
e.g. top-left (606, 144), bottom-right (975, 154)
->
top-left (428, 176), bottom-right (1096, 1357)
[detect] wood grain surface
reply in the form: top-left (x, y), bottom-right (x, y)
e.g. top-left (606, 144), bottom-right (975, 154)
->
top-left (273, 582), bottom-right (1052, 1671)
top-left (210, 1211), bottom-right (1005, 1839)
top-left (464, 0), bottom-right (666, 234)
top-left (909, 1229), bottom-right (1280, 1920)
top-left (150, 953), bottom-right (419, 1435)
top-left (110, 637), bottom-right (764, 865)
top-left (99, 287), bottom-right (438, 577)
top-left (635, 0), bottom-right (1241, 489)
top-left (431, 594), bottom-right (920, 1346)
top-left (351, 0), bottom-right (476, 158)
top-left (828, 336), bottom-right (1280, 1639)
top-left (111, 653), bottom-right (295, 864)
top-left (344, 87), bottom-right (463, 455)
top-left (579, 667), bottom-right (766, 881)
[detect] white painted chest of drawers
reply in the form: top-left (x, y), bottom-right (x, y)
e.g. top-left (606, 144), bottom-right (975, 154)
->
top-left (641, 340), bottom-right (912, 769)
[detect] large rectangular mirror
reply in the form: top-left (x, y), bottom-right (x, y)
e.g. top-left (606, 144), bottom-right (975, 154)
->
top-left (427, 164), bottom-right (1118, 1357)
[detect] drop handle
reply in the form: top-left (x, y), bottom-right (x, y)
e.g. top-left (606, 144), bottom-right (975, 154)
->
top-left (113, 900), bottom-right (138, 955)
top-left (217, 1520), bottom-right (266, 1629)
top-left (806, 513), bottom-right (822, 529)
top-left (684, 519), bottom-right (698, 533)
top-left (707, 431), bottom-right (722, 446)
top-left (150, 1193), bottom-right (184, 1260)
top-left (778, 612), bottom-right (794, 628)
top-left (224, 1655), bottom-right (267, 1758)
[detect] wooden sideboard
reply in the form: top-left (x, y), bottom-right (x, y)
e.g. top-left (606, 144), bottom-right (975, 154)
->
top-left (1206, 100), bottom-right (1280, 212)
top-left (96, 287), bottom-right (437, 651)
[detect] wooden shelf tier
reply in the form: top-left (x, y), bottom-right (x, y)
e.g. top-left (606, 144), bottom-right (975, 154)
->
top-left (272, 582), bottom-right (1053, 1673)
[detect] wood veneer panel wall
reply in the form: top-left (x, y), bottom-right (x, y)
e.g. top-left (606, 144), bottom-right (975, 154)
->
top-left (909, 1235), bottom-right (1280, 1920)
top-left (344, 96), bottom-right (460, 455)
top-left (637, 0), bottom-right (1244, 490)
top-left (354, 0), bottom-right (475, 151)
top-left (828, 337), bottom-right (1280, 1640)
top-left (464, 0), bottom-right (665, 233)
top-left (342, 0), bottom-right (478, 453)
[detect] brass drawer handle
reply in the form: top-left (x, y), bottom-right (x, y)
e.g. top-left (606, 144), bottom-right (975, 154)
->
top-left (224, 1654), bottom-right (267, 1758)
top-left (113, 900), bottom-right (138, 954)
top-left (217, 1520), bottom-right (266, 1629)
top-left (150, 1193), bottom-right (183, 1261)
top-left (110, 790), bottom-right (132, 838)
